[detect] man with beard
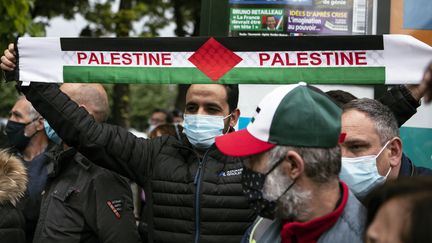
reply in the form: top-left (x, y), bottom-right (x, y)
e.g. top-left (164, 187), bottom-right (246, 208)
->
top-left (216, 83), bottom-right (365, 243)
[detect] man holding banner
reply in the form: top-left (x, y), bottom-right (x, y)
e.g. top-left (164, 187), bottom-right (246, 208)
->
top-left (1, 44), bottom-right (255, 243)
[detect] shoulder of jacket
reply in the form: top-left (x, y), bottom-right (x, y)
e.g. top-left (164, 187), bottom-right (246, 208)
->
top-left (333, 192), bottom-right (366, 237)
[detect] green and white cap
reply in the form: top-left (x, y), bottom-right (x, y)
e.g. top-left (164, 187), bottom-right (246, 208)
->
top-left (216, 83), bottom-right (342, 157)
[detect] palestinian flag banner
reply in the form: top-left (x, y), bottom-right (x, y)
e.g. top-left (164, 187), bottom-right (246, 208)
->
top-left (16, 35), bottom-right (431, 84)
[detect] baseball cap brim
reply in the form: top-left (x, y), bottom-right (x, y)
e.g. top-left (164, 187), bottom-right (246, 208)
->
top-left (215, 129), bottom-right (276, 157)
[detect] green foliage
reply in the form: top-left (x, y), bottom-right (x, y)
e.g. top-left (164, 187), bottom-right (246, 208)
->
top-left (31, 0), bottom-right (89, 19)
top-left (0, 82), bottom-right (19, 118)
top-left (80, 0), bottom-right (169, 37)
top-left (0, 0), bottom-right (89, 49)
top-left (0, 0), bottom-right (41, 49)
top-left (130, 84), bottom-right (177, 130)
top-left (103, 84), bottom-right (177, 130)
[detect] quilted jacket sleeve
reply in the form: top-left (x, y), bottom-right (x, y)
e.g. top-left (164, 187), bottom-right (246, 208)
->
top-left (20, 82), bottom-right (160, 186)
top-left (378, 85), bottom-right (420, 127)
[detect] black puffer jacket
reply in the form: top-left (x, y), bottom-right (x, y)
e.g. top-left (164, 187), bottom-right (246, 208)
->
top-left (22, 83), bottom-right (255, 243)
top-left (0, 151), bottom-right (27, 243)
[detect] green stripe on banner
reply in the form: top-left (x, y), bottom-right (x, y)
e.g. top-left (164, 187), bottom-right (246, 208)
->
top-left (63, 66), bottom-right (385, 84)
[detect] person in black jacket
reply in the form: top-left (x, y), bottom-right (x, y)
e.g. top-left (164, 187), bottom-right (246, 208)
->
top-left (32, 83), bottom-right (141, 243)
top-left (2, 44), bottom-right (256, 243)
top-left (0, 149), bottom-right (27, 243)
top-left (22, 82), bottom-right (254, 243)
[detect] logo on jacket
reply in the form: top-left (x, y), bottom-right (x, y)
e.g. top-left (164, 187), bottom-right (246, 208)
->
top-left (107, 199), bottom-right (124, 219)
top-left (218, 168), bottom-right (243, 177)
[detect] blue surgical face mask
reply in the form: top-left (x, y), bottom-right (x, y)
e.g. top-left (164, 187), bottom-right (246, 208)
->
top-left (44, 120), bottom-right (62, 145)
top-left (182, 114), bottom-right (230, 149)
top-left (339, 140), bottom-right (392, 198)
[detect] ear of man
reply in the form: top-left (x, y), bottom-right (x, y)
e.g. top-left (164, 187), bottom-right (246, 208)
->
top-left (387, 137), bottom-right (403, 168)
top-left (229, 108), bottom-right (240, 127)
top-left (34, 117), bottom-right (45, 132)
top-left (281, 150), bottom-right (304, 180)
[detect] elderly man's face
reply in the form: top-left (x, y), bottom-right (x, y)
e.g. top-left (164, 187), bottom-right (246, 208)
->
top-left (341, 109), bottom-right (391, 176)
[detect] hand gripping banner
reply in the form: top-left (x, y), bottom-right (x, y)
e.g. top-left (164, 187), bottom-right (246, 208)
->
top-left (16, 35), bottom-right (431, 84)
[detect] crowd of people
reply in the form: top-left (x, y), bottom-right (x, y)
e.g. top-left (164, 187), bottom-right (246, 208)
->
top-left (0, 41), bottom-right (431, 243)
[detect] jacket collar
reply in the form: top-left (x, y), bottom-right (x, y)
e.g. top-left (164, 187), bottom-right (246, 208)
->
top-left (173, 133), bottom-right (230, 162)
top-left (46, 146), bottom-right (92, 177)
top-left (398, 153), bottom-right (414, 177)
top-left (280, 182), bottom-right (349, 243)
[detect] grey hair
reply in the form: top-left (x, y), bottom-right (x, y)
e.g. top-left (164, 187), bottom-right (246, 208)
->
top-left (18, 96), bottom-right (40, 120)
top-left (267, 144), bottom-right (341, 183)
top-left (343, 98), bottom-right (399, 145)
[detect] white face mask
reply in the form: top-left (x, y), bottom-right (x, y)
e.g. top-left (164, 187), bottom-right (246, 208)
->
top-left (182, 114), bottom-right (231, 149)
top-left (340, 140), bottom-right (392, 198)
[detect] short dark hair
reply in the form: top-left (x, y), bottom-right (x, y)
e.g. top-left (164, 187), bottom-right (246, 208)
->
top-left (185, 84), bottom-right (239, 113)
top-left (224, 84), bottom-right (239, 113)
top-left (325, 90), bottom-right (357, 108)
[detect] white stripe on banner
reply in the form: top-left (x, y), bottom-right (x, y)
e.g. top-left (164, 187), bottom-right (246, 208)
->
top-left (384, 35), bottom-right (432, 84)
top-left (18, 38), bottom-right (63, 83)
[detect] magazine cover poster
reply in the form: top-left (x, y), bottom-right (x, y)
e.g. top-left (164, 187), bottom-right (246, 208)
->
top-left (229, 0), bottom-right (373, 36)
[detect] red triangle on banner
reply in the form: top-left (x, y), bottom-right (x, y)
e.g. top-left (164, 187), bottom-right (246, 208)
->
top-left (188, 37), bottom-right (243, 81)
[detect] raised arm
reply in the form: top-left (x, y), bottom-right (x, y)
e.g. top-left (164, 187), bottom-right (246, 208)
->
top-left (1, 43), bottom-right (160, 186)
top-left (378, 62), bottom-right (432, 127)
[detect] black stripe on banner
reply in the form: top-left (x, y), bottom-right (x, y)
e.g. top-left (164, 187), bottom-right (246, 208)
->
top-left (60, 35), bottom-right (384, 52)
top-left (60, 37), bottom-right (208, 52)
top-left (217, 35), bottom-right (384, 51)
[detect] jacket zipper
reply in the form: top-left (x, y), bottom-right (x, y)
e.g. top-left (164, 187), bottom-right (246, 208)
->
top-left (193, 149), bottom-right (210, 243)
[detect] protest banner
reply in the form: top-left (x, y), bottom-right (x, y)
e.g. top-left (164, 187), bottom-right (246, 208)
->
top-left (16, 35), bottom-right (431, 85)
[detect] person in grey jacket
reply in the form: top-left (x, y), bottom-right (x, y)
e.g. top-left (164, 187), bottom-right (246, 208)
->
top-left (216, 84), bottom-right (366, 243)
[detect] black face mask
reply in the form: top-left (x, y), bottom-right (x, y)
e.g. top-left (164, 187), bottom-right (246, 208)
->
top-left (5, 120), bottom-right (35, 151)
top-left (241, 158), bottom-right (296, 219)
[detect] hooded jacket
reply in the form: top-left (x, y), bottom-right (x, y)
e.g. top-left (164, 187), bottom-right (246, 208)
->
top-left (0, 150), bottom-right (27, 243)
